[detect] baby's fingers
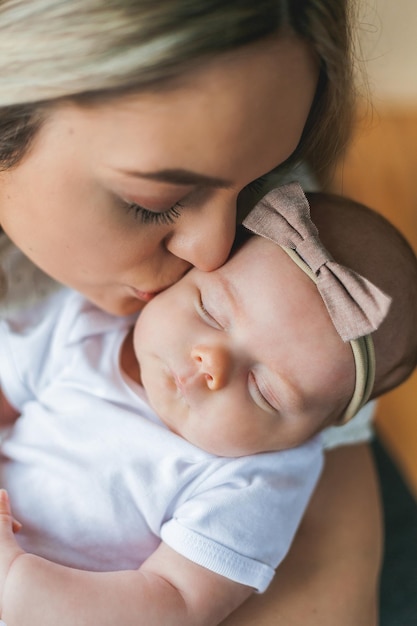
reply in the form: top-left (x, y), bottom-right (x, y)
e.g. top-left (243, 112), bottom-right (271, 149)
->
top-left (0, 490), bottom-right (21, 533)
top-left (0, 490), bottom-right (12, 524)
top-left (11, 519), bottom-right (22, 533)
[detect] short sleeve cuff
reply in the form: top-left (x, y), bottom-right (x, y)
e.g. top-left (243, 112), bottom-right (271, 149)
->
top-left (161, 518), bottom-right (275, 593)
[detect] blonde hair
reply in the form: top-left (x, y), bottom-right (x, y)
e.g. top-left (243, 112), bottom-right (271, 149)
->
top-left (0, 0), bottom-right (358, 176)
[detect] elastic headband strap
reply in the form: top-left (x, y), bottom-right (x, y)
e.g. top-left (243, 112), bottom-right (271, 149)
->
top-left (281, 246), bottom-right (375, 423)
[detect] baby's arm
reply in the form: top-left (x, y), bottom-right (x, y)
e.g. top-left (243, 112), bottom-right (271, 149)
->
top-left (0, 491), bottom-right (251, 626)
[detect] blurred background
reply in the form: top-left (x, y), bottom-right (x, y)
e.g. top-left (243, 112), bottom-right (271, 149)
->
top-left (332, 0), bottom-right (417, 494)
top-left (330, 2), bottom-right (417, 622)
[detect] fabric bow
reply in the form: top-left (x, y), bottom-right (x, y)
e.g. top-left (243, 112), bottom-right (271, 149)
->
top-left (242, 182), bottom-right (391, 342)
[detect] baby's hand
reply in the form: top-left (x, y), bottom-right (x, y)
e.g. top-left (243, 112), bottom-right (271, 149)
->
top-left (0, 490), bottom-right (24, 616)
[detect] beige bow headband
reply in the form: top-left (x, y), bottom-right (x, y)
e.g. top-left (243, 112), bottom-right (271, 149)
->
top-left (242, 182), bottom-right (392, 424)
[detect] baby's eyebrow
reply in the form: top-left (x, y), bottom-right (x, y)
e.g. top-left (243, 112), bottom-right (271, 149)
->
top-left (117, 168), bottom-right (233, 189)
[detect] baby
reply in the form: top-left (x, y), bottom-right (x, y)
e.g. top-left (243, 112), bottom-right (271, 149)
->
top-left (0, 184), bottom-right (416, 626)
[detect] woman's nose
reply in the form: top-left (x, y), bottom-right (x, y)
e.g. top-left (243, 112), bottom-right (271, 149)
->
top-left (164, 199), bottom-right (236, 271)
top-left (191, 344), bottom-right (232, 390)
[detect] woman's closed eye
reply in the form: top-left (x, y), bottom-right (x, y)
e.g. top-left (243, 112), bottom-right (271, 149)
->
top-left (124, 200), bottom-right (183, 225)
top-left (119, 171), bottom-right (271, 228)
top-left (121, 172), bottom-right (270, 225)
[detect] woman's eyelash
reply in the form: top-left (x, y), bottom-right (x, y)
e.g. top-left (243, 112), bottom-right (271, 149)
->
top-left (126, 201), bottom-right (183, 225)
top-left (124, 176), bottom-right (266, 225)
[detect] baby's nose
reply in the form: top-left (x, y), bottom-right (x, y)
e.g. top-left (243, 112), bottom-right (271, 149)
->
top-left (191, 344), bottom-right (231, 390)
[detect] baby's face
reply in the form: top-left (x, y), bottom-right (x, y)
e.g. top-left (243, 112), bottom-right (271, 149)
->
top-left (134, 236), bottom-right (354, 457)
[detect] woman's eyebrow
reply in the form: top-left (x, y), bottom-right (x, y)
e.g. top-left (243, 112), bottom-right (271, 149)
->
top-left (119, 168), bottom-right (233, 188)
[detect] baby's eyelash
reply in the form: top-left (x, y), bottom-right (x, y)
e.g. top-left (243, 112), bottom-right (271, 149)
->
top-left (198, 294), bottom-right (222, 330)
top-left (126, 202), bottom-right (183, 225)
top-left (248, 372), bottom-right (275, 412)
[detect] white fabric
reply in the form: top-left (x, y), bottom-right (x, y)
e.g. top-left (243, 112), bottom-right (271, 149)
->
top-left (321, 401), bottom-right (375, 449)
top-left (0, 289), bottom-right (323, 592)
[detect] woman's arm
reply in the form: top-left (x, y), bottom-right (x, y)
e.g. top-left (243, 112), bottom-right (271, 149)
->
top-left (0, 490), bottom-right (251, 626)
top-left (221, 443), bottom-right (383, 626)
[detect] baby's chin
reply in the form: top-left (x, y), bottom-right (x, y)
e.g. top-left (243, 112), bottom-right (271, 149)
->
top-left (172, 432), bottom-right (272, 458)
top-left (154, 416), bottom-right (246, 457)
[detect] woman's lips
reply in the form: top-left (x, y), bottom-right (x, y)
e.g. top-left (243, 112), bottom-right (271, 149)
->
top-left (131, 281), bottom-right (174, 302)
top-left (132, 288), bottom-right (158, 303)
top-left (133, 289), bottom-right (156, 302)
